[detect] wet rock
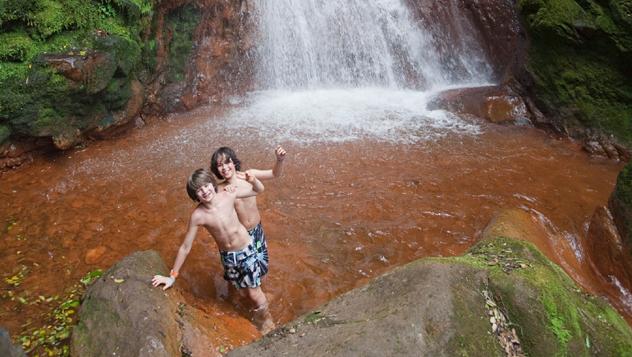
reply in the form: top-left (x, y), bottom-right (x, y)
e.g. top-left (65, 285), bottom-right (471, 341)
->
top-left (582, 136), bottom-right (630, 161)
top-left (72, 251), bottom-right (180, 356)
top-left (428, 85), bottom-right (531, 125)
top-left (72, 250), bottom-right (223, 356)
top-left (43, 52), bottom-right (117, 93)
top-left (84, 246), bottom-right (108, 265)
top-left (609, 163), bottom-right (632, 249)
top-left (229, 237), bottom-right (632, 356)
top-left (585, 206), bottom-right (632, 292)
top-left (0, 328), bottom-right (26, 357)
top-left (406, 0), bottom-right (526, 82)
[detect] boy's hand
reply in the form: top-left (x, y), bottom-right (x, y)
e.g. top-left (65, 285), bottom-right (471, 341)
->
top-left (275, 146), bottom-right (287, 161)
top-left (152, 275), bottom-right (175, 290)
top-left (223, 185), bottom-right (237, 193)
top-left (235, 171), bottom-right (256, 183)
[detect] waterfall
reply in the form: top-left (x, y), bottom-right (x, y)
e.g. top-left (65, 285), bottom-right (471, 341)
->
top-left (223, 0), bottom-right (491, 143)
top-left (251, 0), bottom-right (491, 90)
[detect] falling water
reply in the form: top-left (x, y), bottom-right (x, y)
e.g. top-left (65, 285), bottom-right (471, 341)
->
top-left (225, 0), bottom-right (493, 143)
top-left (251, 0), bottom-right (492, 90)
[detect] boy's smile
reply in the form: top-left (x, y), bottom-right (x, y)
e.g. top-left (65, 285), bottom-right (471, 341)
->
top-left (216, 157), bottom-right (235, 179)
top-left (196, 183), bottom-right (216, 203)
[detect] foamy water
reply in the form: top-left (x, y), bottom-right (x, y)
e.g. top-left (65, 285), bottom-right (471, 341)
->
top-left (222, 87), bottom-right (483, 143)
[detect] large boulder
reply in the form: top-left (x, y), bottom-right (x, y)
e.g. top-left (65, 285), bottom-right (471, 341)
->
top-left (229, 238), bottom-right (632, 356)
top-left (71, 250), bottom-right (226, 357)
top-left (71, 251), bottom-right (180, 356)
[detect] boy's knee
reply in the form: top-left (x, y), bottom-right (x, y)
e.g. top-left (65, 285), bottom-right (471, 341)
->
top-left (246, 287), bottom-right (266, 305)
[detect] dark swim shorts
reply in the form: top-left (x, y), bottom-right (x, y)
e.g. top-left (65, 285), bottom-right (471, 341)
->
top-left (220, 225), bottom-right (269, 289)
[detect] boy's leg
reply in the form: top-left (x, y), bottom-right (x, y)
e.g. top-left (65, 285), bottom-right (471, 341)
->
top-left (245, 286), bottom-right (267, 307)
top-left (246, 287), bottom-right (275, 334)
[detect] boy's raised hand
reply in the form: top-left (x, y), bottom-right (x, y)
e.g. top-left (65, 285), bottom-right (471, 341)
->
top-left (275, 145), bottom-right (287, 161)
top-left (152, 274), bottom-right (175, 290)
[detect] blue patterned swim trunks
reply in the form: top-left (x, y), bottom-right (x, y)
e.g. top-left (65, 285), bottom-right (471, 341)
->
top-left (220, 224), bottom-right (269, 289)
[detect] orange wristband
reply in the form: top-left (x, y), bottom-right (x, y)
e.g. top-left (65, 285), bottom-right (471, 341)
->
top-left (170, 269), bottom-right (178, 279)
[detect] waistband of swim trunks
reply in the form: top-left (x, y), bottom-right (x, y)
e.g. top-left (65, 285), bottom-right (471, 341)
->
top-left (247, 222), bottom-right (263, 234)
top-left (219, 235), bottom-right (256, 256)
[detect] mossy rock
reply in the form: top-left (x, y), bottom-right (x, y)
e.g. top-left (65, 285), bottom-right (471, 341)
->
top-left (0, 124), bottom-right (10, 145)
top-left (0, 31), bottom-right (35, 62)
top-left (610, 162), bottom-right (632, 250)
top-left (0, 0), bottom-right (153, 149)
top-left (517, 0), bottom-right (632, 146)
top-left (465, 237), bottom-right (632, 356)
top-left (164, 4), bottom-right (200, 84)
top-left (230, 237), bottom-right (632, 356)
top-left (71, 251), bottom-right (180, 357)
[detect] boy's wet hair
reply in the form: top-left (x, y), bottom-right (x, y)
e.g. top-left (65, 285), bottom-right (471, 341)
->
top-left (210, 147), bottom-right (241, 179)
top-left (187, 169), bottom-right (216, 202)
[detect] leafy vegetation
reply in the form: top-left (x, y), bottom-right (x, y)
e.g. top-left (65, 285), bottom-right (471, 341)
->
top-left (0, 0), bottom-right (155, 146)
top-left (14, 269), bottom-right (103, 356)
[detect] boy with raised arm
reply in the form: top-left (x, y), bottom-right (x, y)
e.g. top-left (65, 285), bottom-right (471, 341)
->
top-left (210, 146), bottom-right (287, 268)
top-left (152, 168), bottom-right (275, 333)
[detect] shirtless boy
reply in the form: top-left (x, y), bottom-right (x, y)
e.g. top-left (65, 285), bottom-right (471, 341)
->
top-left (210, 146), bottom-right (287, 262)
top-left (152, 168), bottom-right (275, 333)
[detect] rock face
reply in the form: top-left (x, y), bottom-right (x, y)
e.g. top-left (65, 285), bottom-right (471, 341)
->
top-left (230, 236), bottom-right (632, 356)
top-left (515, 0), bottom-right (632, 148)
top-left (71, 251), bottom-right (180, 356)
top-left (428, 85), bottom-right (531, 125)
top-left (581, 162), bottom-right (632, 305)
top-left (407, 0), bottom-right (526, 82)
top-left (71, 250), bottom-right (224, 357)
top-left (585, 206), bottom-right (632, 295)
top-left (610, 163), bottom-right (632, 250)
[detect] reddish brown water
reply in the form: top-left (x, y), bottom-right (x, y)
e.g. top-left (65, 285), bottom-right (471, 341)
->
top-left (0, 105), bottom-right (628, 349)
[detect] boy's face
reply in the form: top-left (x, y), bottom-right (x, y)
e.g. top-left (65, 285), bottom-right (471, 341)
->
top-left (216, 155), bottom-right (235, 179)
top-left (196, 182), bottom-right (216, 203)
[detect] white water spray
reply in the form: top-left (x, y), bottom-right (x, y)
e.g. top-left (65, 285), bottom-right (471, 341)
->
top-left (224, 0), bottom-right (493, 143)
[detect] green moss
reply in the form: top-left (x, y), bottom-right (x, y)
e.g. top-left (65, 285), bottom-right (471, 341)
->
top-left (0, 0), bottom-right (155, 146)
top-left (0, 124), bottom-right (10, 144)
top-left (611, 163), bottom-right (632, 246)
top-left (0, 31), bottom-right (35, 61)
top-left (30, 0), bottom-right (75, 38)
top-left (614, 163), bottom-right (632, 207)
top-left (165, 4), bottom-right (200, 83)
top-left (518, 0), bottom-right (632, 146)
top-left (461, 237), bottom-right (632, 356)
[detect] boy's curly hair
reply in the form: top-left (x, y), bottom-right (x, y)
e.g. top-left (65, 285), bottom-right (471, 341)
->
top-left (210, 147), bottom-right (241, 179)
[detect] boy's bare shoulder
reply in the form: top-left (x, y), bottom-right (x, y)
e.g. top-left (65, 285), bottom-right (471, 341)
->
top-left (190, 204), bottom-right (211, 222)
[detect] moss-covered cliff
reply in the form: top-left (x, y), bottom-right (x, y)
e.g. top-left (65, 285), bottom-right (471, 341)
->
top-left (0, 0), bottom-right (155, 149)
top-left (517, 0), bottom-right (632, 146)
top-left (610, 162), bottom-right (632, 251)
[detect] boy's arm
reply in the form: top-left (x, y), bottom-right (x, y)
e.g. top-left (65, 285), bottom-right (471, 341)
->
top-left (152, 214), bottom-right (199, 290)
top-left (231, 171), bottom-right (264, 198)
top-left (248, 145), bottom-right (287, 180)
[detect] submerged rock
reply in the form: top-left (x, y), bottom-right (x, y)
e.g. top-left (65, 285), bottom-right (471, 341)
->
top-left (428, 85), bottom-right (531, 125)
